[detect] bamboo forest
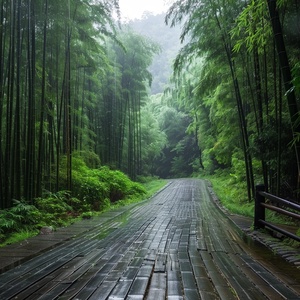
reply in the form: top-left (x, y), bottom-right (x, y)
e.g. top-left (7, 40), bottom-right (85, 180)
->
top-left (0, 0), bottom-right (299, 231)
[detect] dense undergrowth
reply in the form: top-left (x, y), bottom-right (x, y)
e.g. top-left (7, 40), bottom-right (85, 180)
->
top-left (0, 155), bottom-right (167, 247)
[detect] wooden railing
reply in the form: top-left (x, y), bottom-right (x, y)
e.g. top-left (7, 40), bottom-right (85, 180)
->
top-left (254, 184), bottom-right (300, 242)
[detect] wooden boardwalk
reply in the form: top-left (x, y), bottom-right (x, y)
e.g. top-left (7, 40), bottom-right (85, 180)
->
top-left (0, 179), bottom-right (299, 299)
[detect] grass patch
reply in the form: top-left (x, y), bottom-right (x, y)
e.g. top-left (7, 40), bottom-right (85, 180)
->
top-left (0, 229), bottom-right (39, 248)
top-left (206, 175), bottom-right (254, 218)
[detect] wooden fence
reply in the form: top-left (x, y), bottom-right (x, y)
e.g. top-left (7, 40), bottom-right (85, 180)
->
top-left (254, 184), bottom-right (300, 242)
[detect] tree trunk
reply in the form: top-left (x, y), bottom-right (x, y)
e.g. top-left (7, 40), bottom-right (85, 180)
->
top-left (25, 0), bottom-right (36, 202)
top-left (13, 0), bottom-right (21, 201)
top-left (0, 0), bottom-right (5, 208)
top-left (267, 0), bottom-right (300, 191)
top-left (36, 0), bottom-right (48, 197)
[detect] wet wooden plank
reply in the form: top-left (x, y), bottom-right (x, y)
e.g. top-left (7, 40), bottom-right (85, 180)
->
top-left (53, 249), bottom-right (105, 282)
top-left (154, 253), bottom-right (167, 273)
top-left (35, 282), bottom-right (72, 300)
top-left (62, 258), bottom-right (106, 284)
top-left (0, 256), bottom-right (74, 299)
top-left (184, 289), bottom-right (200, 300)
top-left (0, 248), bottom-right (36, 257)
top-left (108, 279), bottom-right (133, 299)
top-left (0, 242), bottom-right (76, 287)
top-left (59, 273), bottom-right (107, 300)
top-left (122, 267), bottom-right (140, 280)
top-left (0, 241), bottom-right (101, 295)
top-left (167, 253), bottom-right (180, 272)
top-left (145, 249), bottom-right (157, 262)
top-left (137, 265), bottom-right (153, 277)
top-left (129, 257), bottom-right (144, 268)
top-left (127, 277), bottom-right (150, 297)
top-left (167, 279), bottom-right (183, 297)
top-left (212, 251), bottom-right (266, 299)
top-left (87, 280), bottom-right (117, 300)
top-left (181, 272), bottom-right (197, 290)
top-left (149, 272), bottom-right (166, 289)
top-left (240, 253), bottom-right (300, 299)
top-left (195, 276), bottom-right (216, 293)
top-left (199, 250), bottom-right (235, 299)
top-left (178, 251), bottom-right (189, 260)
top-left (229, 253), bottom-right (289, 299)
top-left (12, 276), bottom-right (56, 300)
top-left (147, 272), bottom-right (167, 300)
top-left (179, 261), bottom-right (192, 272)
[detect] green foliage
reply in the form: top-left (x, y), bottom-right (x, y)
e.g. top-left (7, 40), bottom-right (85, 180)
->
top-left (0, 230), bottom-right (38, 247)
top-left (231, 0), bottom-right (272, 54)
top-left (139, 178), bottom-right (167, 196)
top-left (148, 97), bottom-right (200, 178)
top-left (164, 0), bottom-right (300, 200)
top-left (36, 191), bottom-right (72, 213)
top-left (100, 27), bottom-right (161, 178)
top-left (72, 173), bottom-right (109, 210)
top-left (59, 154), bottom-right (146, 209)
top-left (207, 175), bottom-right (253, 217)
top-left (94, 167), bottom-right (147, 203)
top-left (292, 62), bottom-right (300, 99)
top-left (230, 150), bottom-right (247, 182)
top-left (73, 151), bottom-right (101, 169)
top-left (34, 191), bottom-right (82, 227)
top-left (140, 98), bottom-right (168, 175)
top-left (0, 200), bottom-right (39, 236)
top-left (0, 176), bottom-right (162, 247)
top-left (207, 173), bottom-right (299, 228)
top-left (0, 193), bottom-right (85, 243)
top-left (0, 200), bottom-right (40, 244)
top-left (0, 0), bottom-right (122, 208)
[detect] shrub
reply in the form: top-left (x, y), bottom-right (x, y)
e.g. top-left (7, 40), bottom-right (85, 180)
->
top-left (0, 200), bottom-right (39, 236)
top-left (73, 150), bottom-right (101, 169)
top-left (57, 155), bottom-right (146, 209)
top-left (72, 171), bottom-right (109, 209)
top-left (94, 167), bottom-right (146, 202)
top-left (34, 190), bottom-right (87, 227)
top-left (69, 163), bottom-right (146, 207)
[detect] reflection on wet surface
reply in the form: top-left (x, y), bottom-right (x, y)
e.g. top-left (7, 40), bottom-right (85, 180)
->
top-left (241, 232), bottom-right (300, 287)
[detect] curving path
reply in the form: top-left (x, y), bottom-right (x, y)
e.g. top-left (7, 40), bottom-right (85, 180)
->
top-left (0, 179), bottom-right (299, 299)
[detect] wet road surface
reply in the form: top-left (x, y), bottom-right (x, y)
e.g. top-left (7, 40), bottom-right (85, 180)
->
top-left (0, 179), bottom-right (299, 299)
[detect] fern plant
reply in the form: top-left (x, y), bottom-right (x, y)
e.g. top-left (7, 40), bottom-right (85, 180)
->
top-left (0, 200), bottom-right (39, 237)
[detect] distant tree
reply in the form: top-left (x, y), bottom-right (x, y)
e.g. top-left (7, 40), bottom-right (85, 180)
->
top-left (129, 13), bottom-right (182, 94)
top-left (101, 27), bottom-right (160, 179)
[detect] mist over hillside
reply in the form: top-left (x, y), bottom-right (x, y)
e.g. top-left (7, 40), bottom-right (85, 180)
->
top-left (127, 13), bottom-right (183, 94)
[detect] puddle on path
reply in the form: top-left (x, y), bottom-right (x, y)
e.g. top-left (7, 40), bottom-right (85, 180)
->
top-left (242, 233), bottom-right (300, 284)
top-left (95, 227), bottom-right (118, 240)
top-left (93, 210), bottom-right (131, 240)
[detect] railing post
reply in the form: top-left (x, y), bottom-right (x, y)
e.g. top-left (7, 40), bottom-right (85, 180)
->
top-left (254, 184), bottom-right (265, 229)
